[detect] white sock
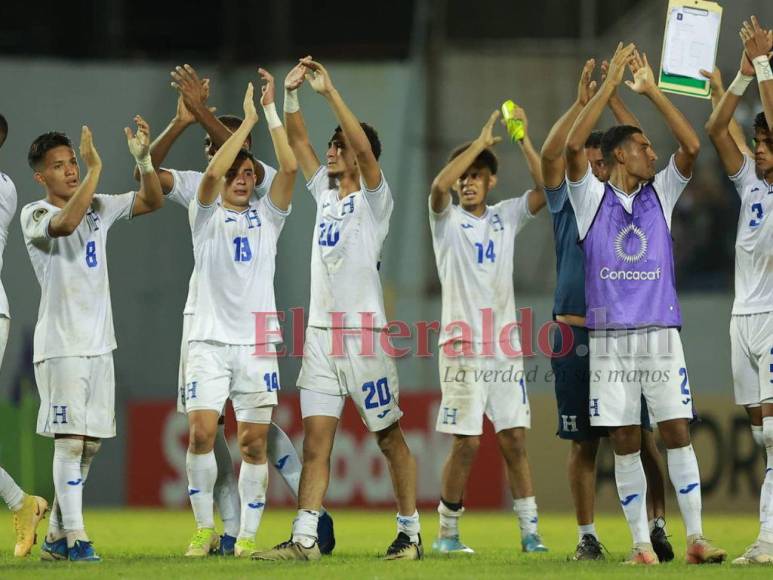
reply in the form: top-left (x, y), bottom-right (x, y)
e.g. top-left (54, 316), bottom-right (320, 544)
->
top-left (614, 451), bottom-right (649, 544)
top-left (292, 509), bottom-right (319, 547)
top-left (186, 450), bottom-right (217, 530)
top-left (578, 523), bottom-right (597, 542)
top-left (80, 440), bottom-right (101, 484)
top-left (53, 439), bottom-right (86, 544)
top-left (213, 426), bottom-right (240, 537)
top-left (0, 467), bottom-right (24, 511)
top-left (238, 461), bottom-right (268, 540)
top-left (759, 417), bottom-right (773, 543)
top-left (667, 444), bottom-right (703, 538)
top-left (513, 496), bottom-right (539, 537)
top-left (397, 510), bottom-right (421, 543)
top-left (437, 501), bottom-right (463, 538)
top-left (268, 423), bottom-right (302, 499)
top-left (47, 497), bottom-right (64, 541)
top-left (752, 424), bottom-right (764, 448)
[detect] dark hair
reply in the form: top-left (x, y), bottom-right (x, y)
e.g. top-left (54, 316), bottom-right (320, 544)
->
top-left (0, 114), bottom-right (7, 149)
top-left (28, 132), bottom-right (74, 170)
top-left (225, 149), bottom-right (257, 183)
top-left (754, 112), bottom-right (770, 134)
top-left (600, 125), bottom-right (643, 165)
top-left (206, 115), bottom-right (252, 149)
top-left (447, 141), bottom-right (499, 175)
top-left (584, 130), bottom-right (603, 149)
top-left (333, 123), bottom-right (382, 160)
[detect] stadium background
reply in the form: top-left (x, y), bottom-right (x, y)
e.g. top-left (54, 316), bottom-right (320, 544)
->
top-left (0, 0), bottom-right (770, 515)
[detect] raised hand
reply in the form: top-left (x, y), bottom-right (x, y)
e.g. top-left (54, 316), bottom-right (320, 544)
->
top-left (699, 67), bottom-right (724, 92)
top-left (285, 58), bottom-right (309, 91)
top-left (170, 64), bottom-right (210, 113)
top-left (125, 115), bottom-right (151, 161)
top-left (243, 82), bottom-right (258, 123)
top-left (740, 16), bottom-right (773, 61)
top-left (605, 42), bottom-right (636, 87)
top-left (477, 110), bottom-right (503, 148)
top-left (79, 125), bottom-right (101, 170)
top-left (578, 58), bottom-right (598, 105)
top-left (625, 50), bottom-right (657, 95)
top-left (301, 58), bottom-right (335, 95)
top-left (258, 68), bottom-right (275, 106)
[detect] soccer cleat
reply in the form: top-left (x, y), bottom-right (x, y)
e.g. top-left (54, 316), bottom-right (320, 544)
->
top-left (650, 524), bottom-right (674, 562)
top-left (731, 540), bottom-right (773, 565)
top-left (622, 543), bottom-right (659, 565)
top-left (68, 540), bottom-right (101, 562)
top-left (218, 534), bottom-right (236, 556)
top-left (40, 537), bottom-right (68, 561)
top-left (13, 495), bottom-right (49, 557)
top-left (432, 535), bottom-right (475, 554)
top-left (685, 535), bottom-right (727, 564)
top-left (185, 528), bottom-right (219, 557)
top-left (317, 511), bottom-right (336, 555)
top-left (521, 532), bottom-right (548, 553)
top-left (252, 539), bottom-right (321, 561)
top-left (572, 534), bottom-right (604, 561)
top-left (234, 537), bottom-right (257, 558)
top-left (384, 532), bottom-right (423, 560)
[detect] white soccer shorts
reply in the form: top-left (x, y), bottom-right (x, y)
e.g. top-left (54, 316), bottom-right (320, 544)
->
top-left (589, 327), bottom-right (693, 427)
top-left (297, 326), bottom-right (402, 432)
top-left (176, 313), bottom-right (193, 414)
top-left (730, 312), bottom-right (773, 406)
top-left (435, 345), bottom-right (531, 435)
top-left (185, 341), bottom-right (278, 423)
top-left (35, 353), bottom-right (116, 438)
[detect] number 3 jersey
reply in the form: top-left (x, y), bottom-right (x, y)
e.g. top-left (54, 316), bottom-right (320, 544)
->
top-left (20, 192), bottom-right (136, 362)
top-left (429, 194), bottom-right (535, 347)
top-left (188, 194), bottom-right (289, 345)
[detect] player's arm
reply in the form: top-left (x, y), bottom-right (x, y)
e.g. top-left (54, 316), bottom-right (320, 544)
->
top-left (566, 42), bottom-right (636, 182)
top-left (47, 126), bottom-right (101, 237)
top-left (302, 58), bottom-right (381, 189)
top-left (198, 83), bottom-right (259, 207)
top-left (601, 59), bottom-right (641, 128)
top-left (626, 50), bottom-right (700, 177)
top-left (430, 111), bottom-right (501, 213)
top-left (701, 66), bottom-right (752, 156)
top-left (171, 64), bottom-right (233, 151)
top-left (127, 116), bottom-right (164, 216)
top-left (541, 59), bottom-right (595, 189)
top-left (283, 60), bottom-right (321, 181)
top-left (514, 107), bottom-right (546, 215)
top-left (258, 68), bottom-right (297, 211)
top-left (742, 16), bottom-right (773, 130)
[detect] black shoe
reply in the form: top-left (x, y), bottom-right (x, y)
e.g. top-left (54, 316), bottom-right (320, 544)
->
top-left (571, 534), bottom-right (604, 561)
top-left (384, 532), bottom-right (423, 560)
top-left (317, 511), bottom-right (336, 555)
top-left (650, 524), bottom-right (674, 562)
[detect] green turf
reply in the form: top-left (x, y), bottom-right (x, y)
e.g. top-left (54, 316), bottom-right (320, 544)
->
top-left (0, 509), bottom-right (769, 578)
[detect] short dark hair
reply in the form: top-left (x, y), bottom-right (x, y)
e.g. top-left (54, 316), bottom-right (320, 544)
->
top-left (601, 125), bottom-right (643, 165)
top-left (206, 115), bottom-right (252, 149)
top-left (585, 130), bottom-right (603, 150)
top-left (447, 142), bottom-right (499, 175)
top-left (0, 114), bottom-right (7, 149)
top-left (28, 132), bottom-right (74, 170)
top-left (333, 123), bottom-right (382, 160)
top-left (225, 149), bottom-right (257, 183)
top-left (754, 112), bottom-right (770, 134)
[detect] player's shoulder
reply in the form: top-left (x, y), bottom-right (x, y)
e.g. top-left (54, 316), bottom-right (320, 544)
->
top-left (0, 171), bottom-right (16, 191)
top-left (21, 198), bottom-right (52, 215)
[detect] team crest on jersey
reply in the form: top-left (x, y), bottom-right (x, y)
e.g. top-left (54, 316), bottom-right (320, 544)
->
top-left (32, 207), bottom-right (48, 222)
top-left (490, 213), bottom-right (504, 232)
top-left (86, 209), bottom-right (101, 232)
top-left (614, 224), bottom-right (647, 264)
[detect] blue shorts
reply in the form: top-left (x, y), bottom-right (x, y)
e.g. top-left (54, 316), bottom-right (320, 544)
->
top-left (552, 325), bottom-right (652, 440)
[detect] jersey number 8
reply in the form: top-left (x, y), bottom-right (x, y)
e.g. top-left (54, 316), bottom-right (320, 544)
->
top-left (85, 241), bottom-right (98, 268)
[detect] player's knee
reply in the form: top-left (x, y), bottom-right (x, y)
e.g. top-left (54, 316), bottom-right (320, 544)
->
top-left (375, 423), bottom-right (407, 457)
top-left (570, 439), bottom-right (598, 462)
top-left (189, 423), bottom-right (216, 453)
top-left (452, 435), bottom-right (481, 460)
top-left (497, 428), bottom-right (526, 454)
top-left (239, 432), bottom-right (267, 462)
top-left (82, 439), bottom-right (102, 461)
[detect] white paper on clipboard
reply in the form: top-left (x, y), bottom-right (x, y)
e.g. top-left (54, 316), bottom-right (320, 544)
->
top-left (662, 6), bottom-right (721, 80)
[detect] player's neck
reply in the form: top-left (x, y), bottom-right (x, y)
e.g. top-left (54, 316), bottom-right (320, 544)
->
top-left (222, 200), bottom-right (248, 212)
top-left (45, 192), bottom-right (68, 209)
top-left (608, 169), bottom-right (640, 196)
top-left (337, 173), bottom-right (359, 198)
top-left (461, 203), bottom-right (486, 217)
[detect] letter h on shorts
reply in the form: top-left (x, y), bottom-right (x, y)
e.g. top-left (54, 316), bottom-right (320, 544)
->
top-left (441, 406), bottom-right (459, 425)
top-left (52, 404), bottom-right (68, 424)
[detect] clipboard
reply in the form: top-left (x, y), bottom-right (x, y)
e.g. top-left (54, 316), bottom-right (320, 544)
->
top-left (658, 0), bottom-right (723, 99)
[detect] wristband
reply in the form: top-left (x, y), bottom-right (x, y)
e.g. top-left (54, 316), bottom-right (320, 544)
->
top-left (753, 55), bottom-right (773, 83)
top-left (284, 88), bottom-right (300, 113)
top-left (728, 71), bottom-right (754, 96)
top-left (263, 102), bottom-right (282, 130)
top-left (136, 155), bottom-right (154, 175)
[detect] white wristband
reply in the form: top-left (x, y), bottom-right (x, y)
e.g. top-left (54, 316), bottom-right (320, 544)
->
top-left (136, 155), bottom-right (154, 175)
top-left (284, 88), bottom-right (300, 114)
top-left (728, 71), bottom-right (754, 96)
top-left (262, 102), bottom-right (282, 130)
top-left (753, 55), bottom-right (773, 83)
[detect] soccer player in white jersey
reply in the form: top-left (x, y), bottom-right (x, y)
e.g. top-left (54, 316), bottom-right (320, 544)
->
top-left (21, 117), bottom-right (163, 562)
top-left (0, 113), bottom-right (49, 558)
top-left (565, 43), bottom-right (725, 565)
top-left (428, 108), bottom-right (548, 554)
top-left (255, 58), bottom-right (421, 562)
top-left (182, 74), bottom-right (297, 558)
top-left (705, 16), bottom-right (773, 565)
top-left (140, 65), bottom-right (335, 555)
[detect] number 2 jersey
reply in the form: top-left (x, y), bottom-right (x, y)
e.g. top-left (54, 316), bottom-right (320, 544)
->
top-left (429, 193), bottom-right (535, 347)
top-left (21, 192), bottom-right (136, 362)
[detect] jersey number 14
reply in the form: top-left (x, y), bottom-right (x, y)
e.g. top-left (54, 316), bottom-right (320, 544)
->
top-left (474, 240), bottom-right (496, 264)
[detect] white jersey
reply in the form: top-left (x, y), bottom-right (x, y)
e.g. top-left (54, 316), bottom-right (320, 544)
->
top-left (729, 155), bottom-right (773, 315)
top-left (429, 194), bottom-right (534, 346)
top-left (0, 173), bottom-right (18, 318)
top-left (21, 193), bottom-right (136, 362)
top-left (165, 162), bottom-right (277, 315)
top-left (188, 194), bottom-right (288, 345)
top-left (306, 165), bottom-right (393, 329)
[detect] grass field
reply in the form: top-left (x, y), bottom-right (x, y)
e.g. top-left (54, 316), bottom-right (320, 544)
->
top-left (0, 509), bottom-right (769, 578)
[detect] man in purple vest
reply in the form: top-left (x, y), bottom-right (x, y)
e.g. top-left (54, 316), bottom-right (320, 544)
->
top-left (564, 43), bottom-right (726, 565)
